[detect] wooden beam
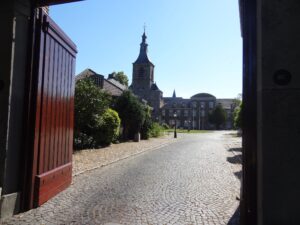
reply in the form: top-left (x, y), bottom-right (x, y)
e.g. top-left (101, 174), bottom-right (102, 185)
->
top-left (37, 0), bottom-right (84, 7)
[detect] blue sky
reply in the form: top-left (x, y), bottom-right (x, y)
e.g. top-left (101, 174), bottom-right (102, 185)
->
top-left (51, 0), bottom-right (242, 98)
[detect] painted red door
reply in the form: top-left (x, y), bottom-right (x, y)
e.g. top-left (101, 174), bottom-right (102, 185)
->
top-left (26, 9), bottom-right (77, 208)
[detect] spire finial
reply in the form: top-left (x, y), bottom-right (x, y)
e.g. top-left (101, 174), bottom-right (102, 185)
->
top-left (172, 89), bottom-right (176, 98)
top-left (143, 23), bottom-right (146, 33)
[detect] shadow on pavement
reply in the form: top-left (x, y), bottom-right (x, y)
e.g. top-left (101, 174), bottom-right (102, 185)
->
top-left (227, 206), bottom-right (240, 225)
top-left (228, 147), bottom-right (242, 153)
top-left (234, 170), bottom-right (242, 180)
top-left (227, 155), bottom-right (242, 164)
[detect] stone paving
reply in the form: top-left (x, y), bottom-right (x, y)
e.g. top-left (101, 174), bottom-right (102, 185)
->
top-left (73, 132), bottom-right (177, 176)
top-left (1, 131), bottom-right (241, 225)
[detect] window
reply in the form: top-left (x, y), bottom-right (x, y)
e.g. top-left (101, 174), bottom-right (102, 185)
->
top-left (209, 101), bottom-right (214, 109)
top-left (169, 109), bottom-right (173, 116)
top-left (177, 109), bottom-right (181, 116)
top-left (192, 101), bottom-right (197, 108)
top-left (184, 109), bottom-right (189, 117)
top-left (192, 110), bottom-right (197, 117)
top-left (162, 109), bottom-right (165, 116)
top-left (200, 102), bottom-right (205, 109)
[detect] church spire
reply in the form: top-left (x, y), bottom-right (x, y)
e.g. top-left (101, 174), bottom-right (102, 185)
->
top-left (133, 27), bottom-right (153, 65)
top-left (172, 89), bottom-right (176, 98)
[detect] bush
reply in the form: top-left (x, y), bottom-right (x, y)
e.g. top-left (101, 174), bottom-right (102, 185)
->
top-left (141, 106), bottom-right (153, 140)
top-left (74, 79), bottom-right (112, 150)
top-left (161, 123), bottom-right (170, 129)
top-left (93, 108), bottom-right (121, 146)
top-left (74, 132), bottom-right (94, 150)
top-left (233, 102), bottom-right (242, 129)
top-left (149, 122), bottom-right (164, 137)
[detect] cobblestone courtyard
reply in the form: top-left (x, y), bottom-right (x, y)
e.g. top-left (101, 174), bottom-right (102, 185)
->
top-left (1, 131), bottom-right (241, 225)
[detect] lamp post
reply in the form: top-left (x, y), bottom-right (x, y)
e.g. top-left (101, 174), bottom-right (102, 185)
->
top-left (174, 112), bottom-right (177, 138)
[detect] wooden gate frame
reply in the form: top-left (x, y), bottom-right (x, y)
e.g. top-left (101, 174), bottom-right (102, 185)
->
top-left (23, 9), bottom-right (77, 210)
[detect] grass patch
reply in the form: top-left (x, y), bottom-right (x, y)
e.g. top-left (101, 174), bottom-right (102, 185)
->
top-left (164, 129), bottom-right (211, 134)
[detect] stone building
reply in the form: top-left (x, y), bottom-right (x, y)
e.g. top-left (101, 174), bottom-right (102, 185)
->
top-left (76, 68), bottom-right (127, 96)
top-left (129, 31), bottom-right (163, 117)
top-left (161, 92), bottom-right (236, 130)
top-left (130, 32), bottom-right (236, 129)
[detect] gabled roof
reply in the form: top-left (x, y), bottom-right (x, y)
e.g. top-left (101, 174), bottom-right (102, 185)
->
top-left (75, 68), bottom-right (103, 81)
top-left (107, 78), bottom-right (127, 91)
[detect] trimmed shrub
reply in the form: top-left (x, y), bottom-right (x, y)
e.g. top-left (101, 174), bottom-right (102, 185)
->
top-left (93, 108), bottom-right (121, 146)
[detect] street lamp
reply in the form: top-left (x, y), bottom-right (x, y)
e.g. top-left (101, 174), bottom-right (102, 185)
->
top-left (174, 112), bottom-right (177, 138)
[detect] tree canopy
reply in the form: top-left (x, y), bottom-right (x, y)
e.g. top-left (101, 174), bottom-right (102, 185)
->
top-left (209, 104), bottom-right (227, 130)
top-left (233, 102), bottom-right (242, 129)
top-left (110, 71), bottom-right (129, 87)
top-left (114, 91), bottom-right (146, 139)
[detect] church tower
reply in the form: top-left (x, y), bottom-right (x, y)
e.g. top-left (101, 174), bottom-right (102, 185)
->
top-left (131, 31), bottom-right (155, 99)
top-left (130, 30), bottom-right (163, 117)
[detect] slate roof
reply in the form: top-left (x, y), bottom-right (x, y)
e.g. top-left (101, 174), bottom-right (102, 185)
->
top-left (191, 93), bottom-right (216, 99)
top-left (216, 99), bottom-right (236, 110)
top-left (75, 68), bottom-right (127, 97)
top-left (75, 68), bottom-right (103, 81)
top-left (107, 78), bottom-right (127, 91)
top-left (150, 83), bottom-right (162, 91)
top-left (162, 97), bottom-right (190, 108)
top-left (133, 32), bottom-right (154, 66)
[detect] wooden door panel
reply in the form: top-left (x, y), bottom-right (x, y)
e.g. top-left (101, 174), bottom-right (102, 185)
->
top-left (29, 9), bottom-right (77, 207)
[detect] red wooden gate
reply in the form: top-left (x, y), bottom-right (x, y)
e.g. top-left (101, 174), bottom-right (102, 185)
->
top-left (25, 9), bottom-right (77, 208)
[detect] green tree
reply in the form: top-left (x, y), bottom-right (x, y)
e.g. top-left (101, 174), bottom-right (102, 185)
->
top-left (74, 79), bottom-right (112, 149)
top-left (141, 105), bottom-right (153, 140)
top-left (209, 104), bottom-right (227, 130)
top-left (233, 102), bottom-right (242, 129)
top-left (114, 91), bottom-right (146, 140)
top-left (110, 71), bottom-right (129, 87)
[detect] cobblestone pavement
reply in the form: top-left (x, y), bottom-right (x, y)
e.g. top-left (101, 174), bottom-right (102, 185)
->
top-left (2, 131), bottom-right (241, 225)
top-left (73, 133), bottom-right (177, 176)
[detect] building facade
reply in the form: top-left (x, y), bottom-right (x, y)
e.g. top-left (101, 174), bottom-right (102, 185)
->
top-left (161, 93), bottom-right (236, 130)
